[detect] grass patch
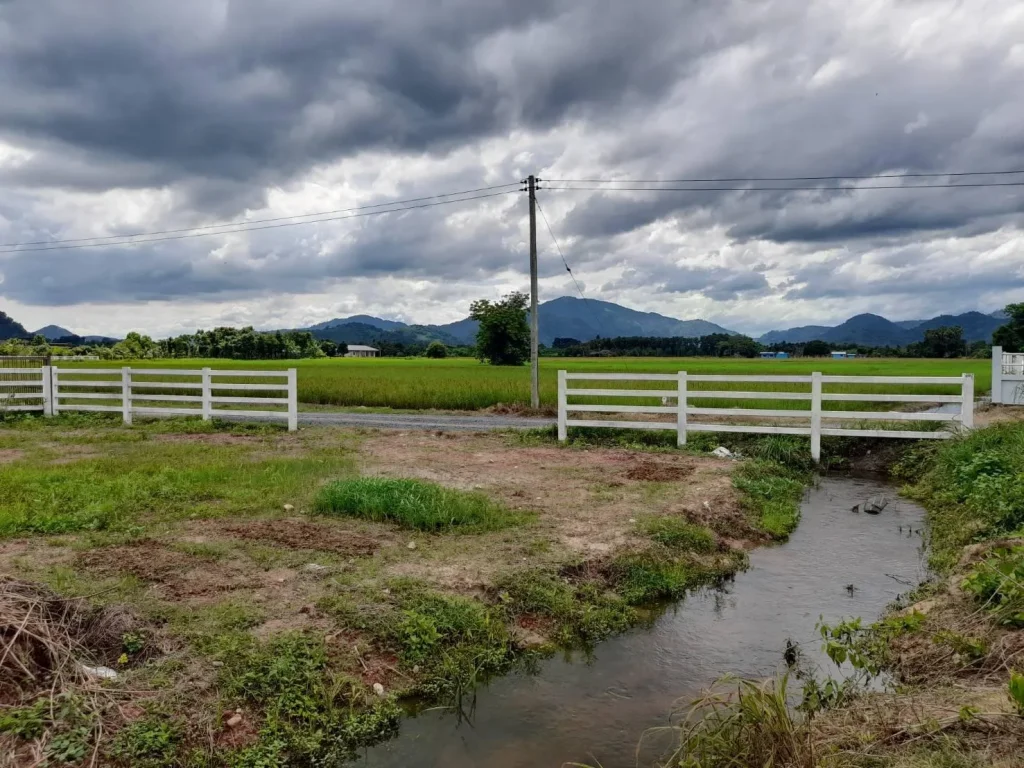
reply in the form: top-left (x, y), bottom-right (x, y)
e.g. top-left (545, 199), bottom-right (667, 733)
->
top-left (218, 632), bottom-right (401, 765)
top-left (313, 477), bottom-right (529, 532)
top-left (732, 460), bottom-right (807, 540)
top-left (495, 569), bottom-right (636, 645)
top-left (641, 517), bottom-right (717, 552)
top-left (609, 549), bottom-right (732, 604)
top-left (0, 422), bottom-right (355, 538)
top-left (899, 421), bottom-right (1024, 571)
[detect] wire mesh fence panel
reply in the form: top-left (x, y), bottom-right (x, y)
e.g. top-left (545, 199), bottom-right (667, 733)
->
top-left (0, 357), bottom-right (49, 415)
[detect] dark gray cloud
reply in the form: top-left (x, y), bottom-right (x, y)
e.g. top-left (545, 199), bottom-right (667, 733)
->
top-left (1, 0), bottom-right (1023, 332)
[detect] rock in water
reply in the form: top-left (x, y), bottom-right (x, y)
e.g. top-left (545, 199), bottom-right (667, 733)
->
top-left (863, 496), bottom-right (888, 515)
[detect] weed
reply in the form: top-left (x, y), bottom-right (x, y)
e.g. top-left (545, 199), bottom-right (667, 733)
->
top-left (313, 477), bottom-right (530, 532)
top-left (608, 549), bottom-right (731, 605)
top-left (0, 694), bottom-right (96, 765)
top-left (932, 630), bottom-right (988, 661)
top-left (1010, 670), bottom-right (1024, 714)
top-left (219, 632), bottom-right (401, 763)
top-left (641, 517), bottom-right (716, 553)
top-left (109, 716), bottom-right (183, 768)
top-left (495, 569), bottom-right (635, 645)
top-left (960, 546), bottom-right (1024, 627)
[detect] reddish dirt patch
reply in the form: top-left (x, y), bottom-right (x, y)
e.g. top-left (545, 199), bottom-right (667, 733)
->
top-left (624, 461), bottom-right (693, 482)
top-left (218, 519), bottom-right (378, 556)
top-left (77, 539), bottom-right (245, 599)
top-left (0, 449), bottom-right (23, 464)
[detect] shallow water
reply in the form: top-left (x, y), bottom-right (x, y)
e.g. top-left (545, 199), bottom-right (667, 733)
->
top-left (357, 476), bottom-right (929, 768)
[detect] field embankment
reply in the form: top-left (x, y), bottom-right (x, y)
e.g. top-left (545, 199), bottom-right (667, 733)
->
top-left (0, 413), bottom-right (807, 766)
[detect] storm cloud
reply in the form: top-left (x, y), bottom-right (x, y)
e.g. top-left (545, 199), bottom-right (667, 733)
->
top-left (1, 0), bottom-right (1023, 336)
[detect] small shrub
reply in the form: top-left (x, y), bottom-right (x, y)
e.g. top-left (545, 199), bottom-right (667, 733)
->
top-left (1010, 670), bottom-right (1024, 714)
top-left (641, 517), bottom-right (716, 553)
top-left (313, 477), bottom-right (529, 532)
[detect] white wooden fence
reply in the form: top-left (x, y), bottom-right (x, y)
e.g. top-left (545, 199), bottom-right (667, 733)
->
top-left (556, 370), bottom-right (974, 462)
top-left (0, 367), bottom-right (51, 413)
top-left (2, 367), bottom-right (297, 430)
top-left (992, 346), bottom-right (1024, 405)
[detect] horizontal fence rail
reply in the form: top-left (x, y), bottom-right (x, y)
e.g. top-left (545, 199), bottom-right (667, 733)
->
top-left (557, 370), bottom-right (974, 462)
top-left (0, 367), bottom-right (50, 413)
top-left (8, 366), bottom-right (298, 430)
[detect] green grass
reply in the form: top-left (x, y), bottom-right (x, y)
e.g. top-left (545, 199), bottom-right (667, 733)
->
top-left (899, 421), bottom-right (1024, 571)
top-left (0, 416), bottom-right (356, 537)
top-left (312, 477), bottom-right (530, 532)
top-left (641, 517), bottom-right (717, 552)
top-left (732, 460), bottom-right (807, 539)
top-left (59, 356), bottom-right (989, 411)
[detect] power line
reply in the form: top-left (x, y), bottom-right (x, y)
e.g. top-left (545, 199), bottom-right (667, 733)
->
top-left (534, 195), bottom-right (597, 325)
top-left (544, 169), bottom-right (1024, 183)
top-left (0, 182), bottom-right (521, 249)
top-left (0, 190), bottom-right (519, 253)
top-left (541, 181), bottom-right (1024, 192)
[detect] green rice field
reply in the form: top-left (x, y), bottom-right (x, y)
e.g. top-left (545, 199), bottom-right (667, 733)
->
top-left (55, 357), bottom-right (991, 411)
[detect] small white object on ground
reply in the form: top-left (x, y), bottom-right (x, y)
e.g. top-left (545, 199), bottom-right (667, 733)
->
top-left (283, 503), bottom-right (295, 512)
top-left (302, 563), bottom-right (328, 573)
top-left (373, 683), bottom-right (385, 696)
top-left (407, 541), bottom-right (417, 550)
top-left (81, 664), bottom-right (118, 680)
top-left (226, 714), bottom-right (243, 728)
top-left (711, 447), bottom-right (734, 459)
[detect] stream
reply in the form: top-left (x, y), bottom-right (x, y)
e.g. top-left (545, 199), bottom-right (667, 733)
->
top-left (357, 476), bottom-right (929, 768)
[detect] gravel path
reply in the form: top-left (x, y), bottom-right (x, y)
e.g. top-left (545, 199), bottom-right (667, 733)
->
top-left (297, 411), bottom-right (555, 431)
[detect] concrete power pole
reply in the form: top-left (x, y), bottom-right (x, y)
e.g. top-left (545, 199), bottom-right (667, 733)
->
top-left (528, 174), bottom-right (539, 409)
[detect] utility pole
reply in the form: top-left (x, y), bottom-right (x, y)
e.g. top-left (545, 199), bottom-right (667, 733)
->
top-left (528, 174), bottom-right (539, 409)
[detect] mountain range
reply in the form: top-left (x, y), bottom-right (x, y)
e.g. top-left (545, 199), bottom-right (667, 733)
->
top-left (0, 299), bottom-right (1011, 349)
top-left (757, 311), bottom-right (1007, 346)
top-left (304, 297), bottom-right (738, 346)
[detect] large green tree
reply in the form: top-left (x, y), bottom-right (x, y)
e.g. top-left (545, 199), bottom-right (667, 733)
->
top-left (802, 340), bottom-right (831, 357)
top-left (918, 325), bottom-right (967, 358)
top-left (469, 292), bottom-right (530, 366)
top-left (993, 303), bottom-right (1024, 353)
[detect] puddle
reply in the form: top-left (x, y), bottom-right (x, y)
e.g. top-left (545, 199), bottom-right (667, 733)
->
top-left (357, 476), bottom-right (928, 768)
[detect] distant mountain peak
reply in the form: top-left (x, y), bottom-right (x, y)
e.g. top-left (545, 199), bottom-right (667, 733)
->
top-left (33, 325), bottom-right (74, 340)
top-left (759, 310), bottom-right (1005, 346)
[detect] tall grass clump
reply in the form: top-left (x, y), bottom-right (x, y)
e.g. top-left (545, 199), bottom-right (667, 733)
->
top-left (899, 422), bottom-right (1024, 571)
top-left (313, 477), bottom-right (529, 532)
top-left (732, 460), bottom-right (807, 540)
top-left (650, 675), bottom-right (813, 768)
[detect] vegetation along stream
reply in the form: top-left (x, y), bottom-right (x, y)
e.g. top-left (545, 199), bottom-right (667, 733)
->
top-left (357, 475), bottom-right (929, 768)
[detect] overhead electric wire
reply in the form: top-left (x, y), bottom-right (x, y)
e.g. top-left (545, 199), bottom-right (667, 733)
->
top-left (541, 181), bottom-right (1024, 192)
top-left (534, 196), bottom-right (596, 323)
top-left (0, 182), bottom-right (521, 250)
top-left (544, 169), bottom-right (1024, 183)
top-left (0, 190), bottom-right (519, 253)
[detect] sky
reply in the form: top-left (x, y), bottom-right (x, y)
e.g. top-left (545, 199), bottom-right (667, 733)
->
top-left (1, 0), bottom-right (1023, 338)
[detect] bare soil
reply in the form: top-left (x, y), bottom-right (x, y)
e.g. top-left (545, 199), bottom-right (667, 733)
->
top-left (359, 432), bottom-right (741, 589)
top-left (216, 519), bottom-right (379, 557)
top-left (0, 448), bottom-right (23, 464)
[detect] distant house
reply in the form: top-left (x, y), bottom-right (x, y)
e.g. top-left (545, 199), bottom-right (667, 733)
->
top-left (345, 345), bottom-right (380, 358)
top-left (759, 351), bottom-right (775, 359)
top-left (760, 351), bottom-right (789, 359)
top-left (831, 351), bottom-right (857, 359)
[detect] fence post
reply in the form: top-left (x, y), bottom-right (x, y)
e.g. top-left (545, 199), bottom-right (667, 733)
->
top-left (991, 346), bottom-right (1003, 405)
top-left (677, 371), bottom-right (687, 447)
top-left (287, 368), bottom-right (298, 432)
top-left (557, 370), bottom-right (567, 441)
top-left (41, 365), bottom-right (53, 417)
top-left (121, 367), bottom-right (133, 426)
top-left (961, 373), bottom-right (974, 430)
top-left (201, 367), bottom-right (212, 421)
top-left (50, 366), bottom-right (60, 416)
top-left (810, 371), bottom-right (822, 463)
